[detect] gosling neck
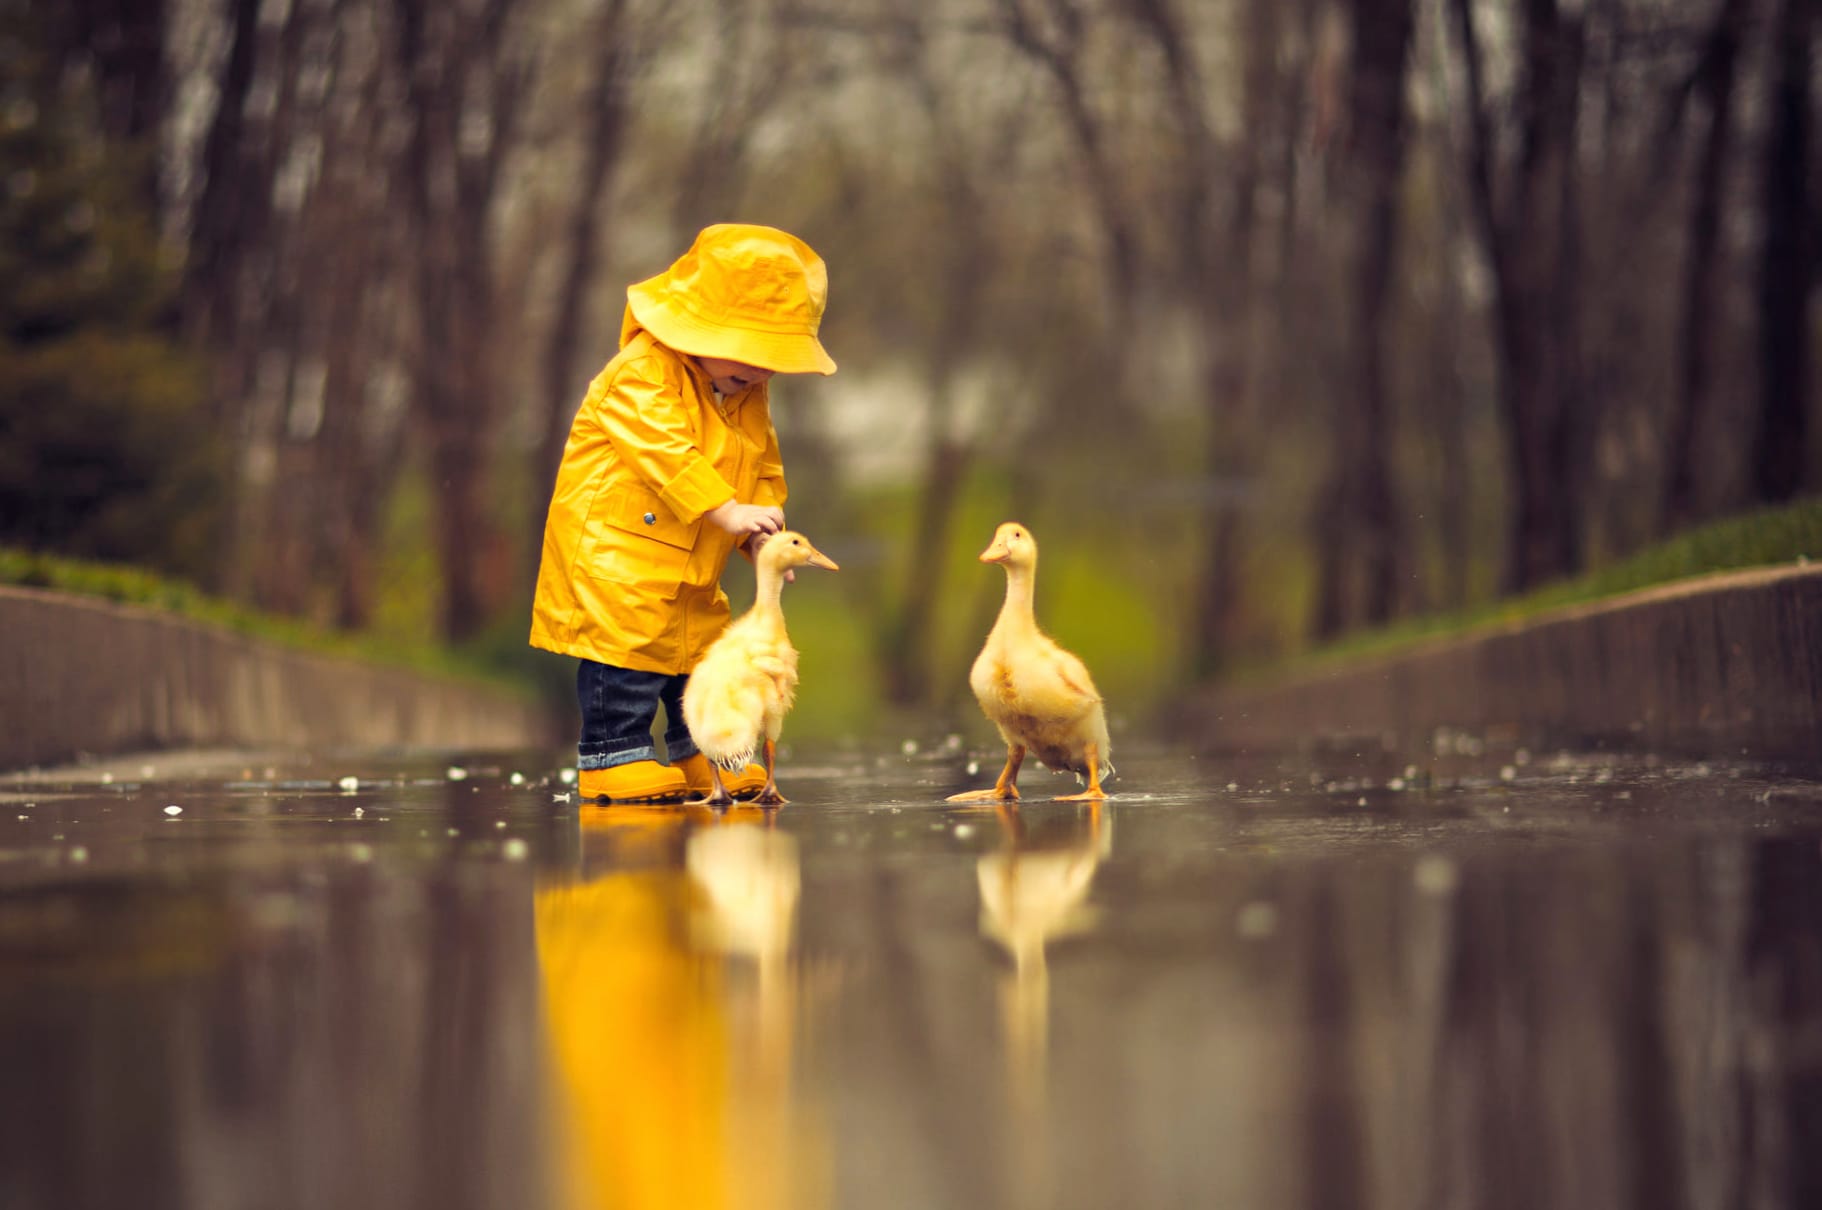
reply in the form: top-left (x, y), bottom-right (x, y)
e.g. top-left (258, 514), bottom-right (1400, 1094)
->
top-left (995, 559), bottom-right (1038, 632)
top-left (752, 562), bottom-right (788, 615)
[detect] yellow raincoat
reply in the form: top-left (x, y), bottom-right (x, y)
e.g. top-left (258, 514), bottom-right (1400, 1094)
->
top-left (529, 319), bottom-right (784, 673)
top-left (530, 224), bottom-right (834, 674)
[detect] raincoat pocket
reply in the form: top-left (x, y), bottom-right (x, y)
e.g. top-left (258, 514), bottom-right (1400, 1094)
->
top-left (583, 488), bottom-right (701, 598)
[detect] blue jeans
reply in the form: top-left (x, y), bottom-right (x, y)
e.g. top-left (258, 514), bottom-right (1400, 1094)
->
top-left (575, 660), bottom-right (699, 770)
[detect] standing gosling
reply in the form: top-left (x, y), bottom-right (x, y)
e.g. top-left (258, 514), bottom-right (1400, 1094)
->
top-left (949, 522), bottom-right (1112, 802)
top-left (683, 531), bottom-right (838, 805)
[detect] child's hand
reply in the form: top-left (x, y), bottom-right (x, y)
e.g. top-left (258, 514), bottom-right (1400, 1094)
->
top-left (705, 500), bottom-right (784, 538)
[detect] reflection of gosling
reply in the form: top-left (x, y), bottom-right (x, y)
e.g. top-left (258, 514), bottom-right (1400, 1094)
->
top-left (977, 833), bottom-right (1101, 978)
top-left (687, 823), bottom-right (801, 963)
top-left (683, 531), bottom-right (839, 806)
top-left (949, 523), bottom-right (1112, 803)
top-left (977, 805), bottom-right (1109, 1093)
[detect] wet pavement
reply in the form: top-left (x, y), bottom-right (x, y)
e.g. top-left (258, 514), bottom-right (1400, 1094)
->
top-left (3, 738), bottom-right (1822, 1210)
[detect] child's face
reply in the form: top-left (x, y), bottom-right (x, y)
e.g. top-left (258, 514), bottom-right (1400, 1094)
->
top-left (696, 357), bottom-right (775, 395)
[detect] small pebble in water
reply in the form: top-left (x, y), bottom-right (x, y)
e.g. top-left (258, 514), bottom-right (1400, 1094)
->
top-left (353, 807), bottom-right (364, 818)
top-left (953, 824), bottom-right (975, 840)
top-left (1499, 765), bottom-right (1518, 783)
top-left (503, 839), bottom-right (529, 861)
top-left (100, 772), bottom-right (114, 785)
top-left (69, 846), bottom-right (88, 863)
top-left (966, 760), bottom-right (980, 776)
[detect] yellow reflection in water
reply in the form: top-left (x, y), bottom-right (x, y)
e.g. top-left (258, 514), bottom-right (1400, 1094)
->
top-left (536, 805), bottom-right (825, 1210)
top-left (977, 801), bottom-right (1111, 1104)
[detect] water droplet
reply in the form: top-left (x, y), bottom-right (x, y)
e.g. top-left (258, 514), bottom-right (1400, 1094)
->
top-left (966, 760), bottom-right (980, 775)
top-left (338, 776), bottom-right (360, 792)
top-left (69, 846), bottom-right (88, 863)
top-left (509, 772), bottom-right (525, 786)
top-left (503, 838), bottom-right (529, 861)
top-left (1499, 765), bottom-right (1517, 782)
top-left (901, 739), bottom-right (919, 757)
top-left (163, 804), bottom-right (183, 816)
top-left (953, 823), bottom-right (974, 839)
top-left (445, 766), bottom-right (469, 781)
top-left (352, 807), bottom-right (364, 818)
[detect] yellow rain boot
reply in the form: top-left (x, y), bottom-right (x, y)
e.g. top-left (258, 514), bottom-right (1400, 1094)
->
top-left (577, 760), bottom-right (690, 804)
top-left (673, 752), bottom-right (767, 800)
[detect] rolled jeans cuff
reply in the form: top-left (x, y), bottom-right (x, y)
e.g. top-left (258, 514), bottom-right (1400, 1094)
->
top-left (577, 742), bottom-right (657, 771)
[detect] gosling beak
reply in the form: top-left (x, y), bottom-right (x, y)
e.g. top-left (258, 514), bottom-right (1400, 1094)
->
top-left (979, 541), bottom-right (1010, 564)
top-left (806, 548), bottom-right (840, 571)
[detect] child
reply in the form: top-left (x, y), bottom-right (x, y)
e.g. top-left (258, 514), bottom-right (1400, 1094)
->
top-left (530, 224), bottom-right (837, 802)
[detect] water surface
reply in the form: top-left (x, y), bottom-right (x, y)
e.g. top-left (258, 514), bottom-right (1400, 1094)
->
top-left (3, 740), bottom-right (1821, 1209)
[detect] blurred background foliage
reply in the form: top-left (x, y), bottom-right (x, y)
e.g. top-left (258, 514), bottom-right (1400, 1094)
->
top-left (0, 0), bottom-right (1816, 743)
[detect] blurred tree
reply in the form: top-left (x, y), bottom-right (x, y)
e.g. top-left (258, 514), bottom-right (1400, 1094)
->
top-left (392, 0), bottom-right (532, 642)
top-left (1749, 0), bottom-right (1815, 505)
top-left (1121, 0), bottom-right (1285, 674)
top-left (531, 0), bottom-right (640, 590)
top-left (0, 1), bottom-right (222, 579)
top-left (1659, 0), bottom-right (1752, 533)
top-left (1310, 0), bottom-right (1415, 638)
top-left (1450, 0), bottom-right (1590, 592)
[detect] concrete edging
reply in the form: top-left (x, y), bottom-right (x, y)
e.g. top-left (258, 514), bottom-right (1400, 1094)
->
top-left (0, 585), bottom-right (558, 771)
top-left (1184, 563), bottom-right (1822, 764)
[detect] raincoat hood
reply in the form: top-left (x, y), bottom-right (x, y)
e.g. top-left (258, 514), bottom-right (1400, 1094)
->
top-left (624, 224), bottom-right (837, 376)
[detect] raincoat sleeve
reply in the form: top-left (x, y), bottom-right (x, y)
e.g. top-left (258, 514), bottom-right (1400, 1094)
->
top-left (598, 356), bottom-right (738, 523)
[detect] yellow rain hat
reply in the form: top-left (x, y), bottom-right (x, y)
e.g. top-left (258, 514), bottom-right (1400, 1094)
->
top-left (625, 223), bottom-right (837, 375)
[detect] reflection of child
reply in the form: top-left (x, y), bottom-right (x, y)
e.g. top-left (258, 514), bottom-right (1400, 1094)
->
top-left (530, 224), bottom-right (837, 803)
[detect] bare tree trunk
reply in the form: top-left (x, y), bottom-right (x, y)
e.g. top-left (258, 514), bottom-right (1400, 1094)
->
top-left (1345, 0), bottom-right (1413, 626)
top-left (393, 0), bottom-right (527, 642)
top-left (1122, 0), bottom-right (1271, 676)
top-left (1750, 0), bottom-right (1816, 505)
top-left (1313, 0), bottom-right (1413, 641)
top-left (1450, 0), bottom-right (1587, 593)
top-left (1661, 0), bottom-right (1751, 533)
top-left (533, 1), bottom-right (635, 589)
top-left (876, 17), bottom-right (993, 708)
top-left (994, 0), bottom-right (1140, 323)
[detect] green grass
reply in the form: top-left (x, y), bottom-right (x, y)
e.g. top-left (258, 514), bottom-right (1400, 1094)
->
top-left (1283, 497), bottom-right (1822, 675)
top-left (0, 545), bottom-right (536, 696)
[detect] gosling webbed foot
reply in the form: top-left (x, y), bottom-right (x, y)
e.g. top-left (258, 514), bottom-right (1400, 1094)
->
top-left (945, 786), bottom-right (1020, 803)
